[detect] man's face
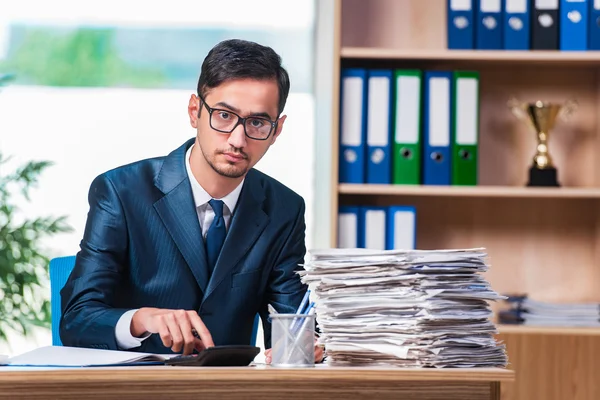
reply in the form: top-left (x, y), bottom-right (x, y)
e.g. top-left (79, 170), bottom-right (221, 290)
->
top-left (188, 78), bottom-right (286, 179)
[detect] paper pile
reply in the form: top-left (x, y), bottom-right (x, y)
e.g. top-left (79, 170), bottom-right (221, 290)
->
top-left (499, 295), bottom-right (600, 327)
top-left (299, 247), bottom-right (508, 368)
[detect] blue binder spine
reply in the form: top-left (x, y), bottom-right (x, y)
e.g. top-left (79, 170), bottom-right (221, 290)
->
top-left (366, 69), bottom-right (393, 184)
top-left (504, 0), bottom-right (530, 49)
top-left (385, 206), bottom-right (417, 250)
top-left (339, 68), bottom-right (367, 183)
top-left (589, 0), bottom-right (600, 49)
top-left (560, 0), bottom-right (588, 51)
top-left (476, 0), bottom-right (504, 49)
top-left (448, 0), bottom-right (475, 49)
top-left (423, 71), bottom-right (453, 186)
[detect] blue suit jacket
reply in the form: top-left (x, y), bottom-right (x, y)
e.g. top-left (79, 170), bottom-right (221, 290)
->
top-left (59, 138), bottom-right (308, 353)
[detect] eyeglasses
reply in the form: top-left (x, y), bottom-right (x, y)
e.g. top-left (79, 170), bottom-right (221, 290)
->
top-left (198, 94), bottom-right (278, 141)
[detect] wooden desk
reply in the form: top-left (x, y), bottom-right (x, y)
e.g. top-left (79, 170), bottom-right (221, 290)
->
top-left (0, 365), bottom-right (513, 399)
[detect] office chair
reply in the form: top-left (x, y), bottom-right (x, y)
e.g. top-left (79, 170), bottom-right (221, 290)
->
top-left (49, 256), bottom-right (260, 347)
top-left (49, 255), bottom-right (77, 346)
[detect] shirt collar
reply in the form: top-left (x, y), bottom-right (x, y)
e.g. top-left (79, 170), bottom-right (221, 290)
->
top-left (185, 143), bottom-right (244, 214)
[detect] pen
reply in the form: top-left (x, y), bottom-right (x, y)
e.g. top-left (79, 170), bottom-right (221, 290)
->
top-left (296, 290), bottom-right (311, 314)
top-left (290, 290), bottom-right (311, 331)
top-left (292, 301), bottom-right (315, 334)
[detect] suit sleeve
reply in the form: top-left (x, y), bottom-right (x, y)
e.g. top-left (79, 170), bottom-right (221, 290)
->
top-left (59, 173), bottom-right (132, 350)
top-left (259, 198), bottom-right (308, 348)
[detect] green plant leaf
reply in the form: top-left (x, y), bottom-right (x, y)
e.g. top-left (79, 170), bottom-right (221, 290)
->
top-left (0, 148), bottom-right (72, 346)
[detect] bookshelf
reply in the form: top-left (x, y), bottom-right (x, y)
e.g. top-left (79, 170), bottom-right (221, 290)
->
top-left (323, 1), bottom-right (600, 399)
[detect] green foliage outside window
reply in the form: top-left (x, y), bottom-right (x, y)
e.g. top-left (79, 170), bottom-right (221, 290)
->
top-left (0, 27), bottom-right (166, 87)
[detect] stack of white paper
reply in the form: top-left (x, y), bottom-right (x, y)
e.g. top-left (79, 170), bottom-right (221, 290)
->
top-left (299, 247), bottom-right (508, 368)
top-left (499, 296), bottom-right (600, 327)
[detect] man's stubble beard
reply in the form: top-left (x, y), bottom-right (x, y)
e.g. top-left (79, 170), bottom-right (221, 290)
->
top-left (202, 148), bottom-right (248, 179)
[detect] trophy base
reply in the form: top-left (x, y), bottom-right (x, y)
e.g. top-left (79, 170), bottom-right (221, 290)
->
top-left (527, 166), bottom-right (560, 187)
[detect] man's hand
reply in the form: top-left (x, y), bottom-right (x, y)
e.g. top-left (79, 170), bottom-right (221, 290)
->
top-left (264, 340), bottom-right (324, 364)
top-left (131, 308), bottom-right (214, 355)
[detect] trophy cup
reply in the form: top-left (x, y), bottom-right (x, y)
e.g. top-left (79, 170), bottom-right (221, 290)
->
top-left (508, 98), bottom-right (577, 187)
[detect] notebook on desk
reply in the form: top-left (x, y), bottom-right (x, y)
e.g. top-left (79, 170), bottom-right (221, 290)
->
top-left (1, 346), bottom-right (175, 367)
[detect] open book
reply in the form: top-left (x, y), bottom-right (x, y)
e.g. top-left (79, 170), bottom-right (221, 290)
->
top-left (1, 346), bottom-right (178, 367)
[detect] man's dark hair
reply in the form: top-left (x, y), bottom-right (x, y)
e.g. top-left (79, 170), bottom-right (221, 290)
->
top-left (197, 39), bottom-right (290, 116)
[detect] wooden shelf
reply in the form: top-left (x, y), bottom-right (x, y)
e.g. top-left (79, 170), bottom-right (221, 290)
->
top-left (338, 184), bottom-right (600, 199)
top-left (498, 325), bottom-right (600, 336)
top-left (333, 1), bottom-right (600, 398)
top-left (341, 47), bottom-right (600, 66)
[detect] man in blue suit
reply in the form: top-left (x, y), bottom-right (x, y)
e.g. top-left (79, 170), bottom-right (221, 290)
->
top-left (60, 39), bottom-right (322, 361)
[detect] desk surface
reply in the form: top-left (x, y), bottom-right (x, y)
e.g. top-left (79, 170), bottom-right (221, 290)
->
top-left (0, 365), bottom-right (513, 399)
top-left (0, 364), bottom-right (514, 381)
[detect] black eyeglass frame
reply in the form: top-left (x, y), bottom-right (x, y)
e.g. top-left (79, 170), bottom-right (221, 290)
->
top-left (198, 93), bottom-right (278, 141)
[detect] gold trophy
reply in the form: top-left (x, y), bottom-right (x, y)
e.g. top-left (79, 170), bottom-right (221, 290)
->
top-left (508, 98), bottom-right (577, 187)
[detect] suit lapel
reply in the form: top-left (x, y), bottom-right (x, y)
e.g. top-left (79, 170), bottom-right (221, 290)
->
top-left (203, 170), bottom-right (269, 301)
top-left (153, 138), bottom-right (210, 294)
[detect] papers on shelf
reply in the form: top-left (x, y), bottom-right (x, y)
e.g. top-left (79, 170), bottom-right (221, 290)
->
top-left (499, 295), bottom-right (600, 327)
top-left (1, 346), bottom-right (176, 367)
top-left (299, 247), bottom-right (508, 368)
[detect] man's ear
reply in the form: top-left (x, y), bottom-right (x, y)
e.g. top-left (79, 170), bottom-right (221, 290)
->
top-left (271, 115), bottom-right (287, 144)
top-left (188, 94), bottom-right (199, 128)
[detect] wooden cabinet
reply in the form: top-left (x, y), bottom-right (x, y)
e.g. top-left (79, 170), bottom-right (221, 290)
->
top-left (321, 1), bottom-right (600, 399)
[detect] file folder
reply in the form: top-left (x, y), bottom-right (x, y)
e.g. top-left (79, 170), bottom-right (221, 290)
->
top-left (359, 207), bottom-right (386, 250)
top-left (532, 0), bottom-right (559, 49)
top-left (589, 0), bottom-right (600, 49)
top-left (448, 0), bottom-right (475, 49)
top-left (392, 70), bottom-right (422, 185)
top-left (476, 0), bottom-right (504, 49)
top-left (366, 70), bottom-right (392, 184)
top-left (452, 71), bottom-right (479, 186)
top-left (560, 0), bottom-right (588, 50)
top-left (504, 0), bottom-right (530, 49)
top-left (423, 71), bottom-right (452, 186)
top-left (337, 206), bottom-right (360, 248)
top-left (386, 206), bottom-right (416, 250)
top-left (339, 68), bottom-right (367, 184)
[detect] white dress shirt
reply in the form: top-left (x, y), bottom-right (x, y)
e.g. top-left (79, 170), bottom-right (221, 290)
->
top-left (114, 144), bottom-right (244, 349)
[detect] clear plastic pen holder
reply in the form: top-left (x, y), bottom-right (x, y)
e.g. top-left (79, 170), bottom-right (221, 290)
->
top-left (271, 313), bottom-right (315, 368)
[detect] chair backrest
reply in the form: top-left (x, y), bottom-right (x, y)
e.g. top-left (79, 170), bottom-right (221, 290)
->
top-left (49, 255), bottom-right (261, 347)
top-left (49, 255), bottom-right (77, 346)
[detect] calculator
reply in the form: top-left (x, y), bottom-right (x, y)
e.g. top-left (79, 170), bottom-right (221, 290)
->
top-left (164, 345), bottom-right (260, 367)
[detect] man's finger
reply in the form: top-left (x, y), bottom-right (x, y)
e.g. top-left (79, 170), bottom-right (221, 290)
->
top-left (157, 320), bottom-right (172, 348)
top-left (315, 346), bottom-right (324, 362)
top-left (188, 312), bottom-right (214, 348)
top-left (165, 314), bottom-right (184, 353)
top-left (175, 311), bottom-right (196, 355)
top-left (193, 338), bottom-right (206, 352)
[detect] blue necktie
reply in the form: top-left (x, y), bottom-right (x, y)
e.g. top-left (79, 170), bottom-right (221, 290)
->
top-left (206, 199), bottom-right (227, 272)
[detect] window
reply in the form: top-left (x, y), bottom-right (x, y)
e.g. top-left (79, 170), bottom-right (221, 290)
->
top-left (0, 0), bottom-right (317, 356)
